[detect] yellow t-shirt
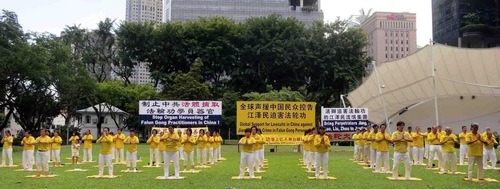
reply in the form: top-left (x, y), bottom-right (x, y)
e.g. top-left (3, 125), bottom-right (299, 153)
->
top-left (2, 136), bottom-right (13, 148)
top-left (115, 133), bottom-right (126, 149)
top-left (440, 134), bottom-right (457, 153)
top-left (239, 136), bottom-right (256, 153)
top-left (196, 135), bottom-right (207, 149)
top-left (147, 135), bottom-right (160, 149)
top-left (97, 134), bottom-right (114, 155)
top-left (314, 135), bottom-right (331, 153)
top-left (36, 136), bottom-right (52, 151)
top-left (466, 133), bottom-right (483, 157)
top-left (110, 135), bottom-right (116, 148)
top-left (159, 133), bottom-right (166, 151)
top-left (392, 131), bottom-right (411, 153)
top-left (424, 131), bottom-right (431, 143)
top-left (302, 135), bottom-right (310, 151)
top-left (164, 132), bottom-right (180, 152)
top-left (252, 134), bottom-right (264, 150)
top-left (82, 134), bottom-right (93, 149)
top-left (308, 135), bottom-right (317, 152)
top-left (51, 136), bottom-right (63, 150)
top-left (69, 136), bottom-right (79, 145)
top-left (206, 136), bottom-right (214, 149)
top-left (177, 135), bottom-right (184, 148)
top-left (427, 132), bottom-right (440, 145)
top-left (353, 133), bottom-right (361, 145)
top-left (22, 136), bottom-right (35, 150)
top-left (363, 131), bottom-right (371, 145)
top-left (369, 131), bottom-right (378, 149)
top-left (458, 132), bottom-right (468, 145)
top-left (375, 132), bottom-right (391, 152)
top-left (359, 132), bottom-right (366, 146)
top-left (411, 132), bottom-right (424, 148)
top-left (407, 132), bottom-right (414, 147)
top-left (182, 135), bottom-right (196, 152)
top-left (124, 136), bottom-right (139, 152)
top-left (483, 136), bottom-right (498, 150)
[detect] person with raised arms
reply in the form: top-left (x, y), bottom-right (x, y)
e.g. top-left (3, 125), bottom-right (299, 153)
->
top-left (162, 126), bottom-right (180, 179)
top-left (466, 123), bottom-right (488, 180)
top-left (182, 128), bottom-right (196, 172)
top-left (96, 127), bottom-right (114, 178)
top-left (391, 121), bottom-right (413, 180)
top-left (367, 125), bottom-right (379, 169)
top-left (147, 129), bottom-right (161, 167)
top-left (411, 126), bottom-right (425, 165)
top-left (375, 124), bottom-right (391, 173)
top-left (21, 131), bottom-right (35, 170)
top-left (482, 131), bottom-right (497, 169)
top-left (196, 129), bottom-right (208, 166)
top-left (34, 129), bottom-right (52, 177)
top-left (458, 126), bottom-right (468, 165)
top-left (114, 128), bottom-right (126, 164)
top-left (51, 131), bottom-right (63, 167)
top-left (314, 126), bottom-right (331, 179)
top-left (440, 127), bottom-right (458, 174)
top-left (124, 129), bottom-right (139, 172)
top-left (82, 130), bottom-right (93, 163)
top-left (238, 128), bottom-right (256, 179)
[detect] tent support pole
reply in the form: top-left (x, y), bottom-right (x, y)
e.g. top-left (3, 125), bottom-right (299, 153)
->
top-left (372, 61), bottom-right (389, 131)
top-left (430, 39), bottom-right (439, 126)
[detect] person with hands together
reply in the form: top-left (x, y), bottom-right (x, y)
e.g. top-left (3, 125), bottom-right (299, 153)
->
top-left (440, 127), bottom-right (458, 174)
top-left (466, 123), bottom-right (488, 180)
top-left (34, 129), bottom-right (52, 177)
top-left (238, 128), bottom-right (256, 179)
top-left (375, 124), bottom-right (391, 173)
top-left (391, 121), bottom-right (413, 180)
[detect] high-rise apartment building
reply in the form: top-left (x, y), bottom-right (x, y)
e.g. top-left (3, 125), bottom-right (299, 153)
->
top-left (361, 12), bottom-right (417, 65)
top-left (126, 0), bottom-right (164, 23)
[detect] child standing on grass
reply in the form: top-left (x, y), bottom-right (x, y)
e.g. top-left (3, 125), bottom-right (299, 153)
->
top-left (72, 140), bottom-right (80, 164)
top-left (238, 128), bottom-right (256, 179)
top-left (314, 127), bottom-right (331, 179)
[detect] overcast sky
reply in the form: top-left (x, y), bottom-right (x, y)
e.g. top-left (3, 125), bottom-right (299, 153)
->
top-left (1, 0), bottom-right (432, 46)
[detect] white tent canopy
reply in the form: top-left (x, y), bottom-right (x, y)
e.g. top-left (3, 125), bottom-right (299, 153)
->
top-left (347, 44), bottom-right (500, 132)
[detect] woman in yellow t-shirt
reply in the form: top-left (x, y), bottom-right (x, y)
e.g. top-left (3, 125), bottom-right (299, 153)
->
top-left (1, 130), bottom-right (14, 167)
top-left (124, 129), bottom-right (139, 172)
top-left (207, 131), bottom-right (215, 165)
top-left (51, 131), bottom-right (63, 167)
top-left (238, 128), bottom-right (256, 179)
top-left (146, 129), bottom-right (160, 167)
top-left (21, 131), bottom-right (35, 170)
top-left (196, 129), bottom-right (208, 166)
top-left (182, 128), bottom-right (196, 172)
top-left (314, 126), bottom-right (331, 179)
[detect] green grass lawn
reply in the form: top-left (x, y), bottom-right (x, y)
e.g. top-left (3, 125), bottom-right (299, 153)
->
top-left (0, 145), bottom-right (499, 189)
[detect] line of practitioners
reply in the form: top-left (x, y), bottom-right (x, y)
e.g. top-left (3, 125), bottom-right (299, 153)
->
top-left (300, 126), bottom-right (332, 179)
top-left (351, 122), bottom-right (497, 180)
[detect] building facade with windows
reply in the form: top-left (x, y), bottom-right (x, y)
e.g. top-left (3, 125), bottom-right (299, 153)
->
top-left (126, 0), bottom-right (164, 23)
top-left (361, 12), bottom-right (417, 65)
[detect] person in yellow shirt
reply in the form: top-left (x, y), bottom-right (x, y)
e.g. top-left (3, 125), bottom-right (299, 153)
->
top-left (177, 130), bottom-right (185, 161)
top-left (21, 131), bottom-right (35, 170)
top-left (206, 131), bottom-right (215, 165)
top-left (306, 128), bottom-right (317, 172)
top-left (217, 132), bottom-right (224, 161)
top-left (466, 123), bottom-right (489, 180)
top-left (109, 132), bottom-right (116, 160)
top-left (352, 129), bottom-right (361, 161)
top-left (124, 129), bottom-right (139, 172)
top-left (213, 131), bottom-right (222, 162)
top-left (238, 128), bottom-right (256, 179)
top-left (411, 126), bottom-right (425, 165)
top-left (314, 126), bottom-right (331, 179)
top-left (481, 127), bottom-right (491, 138)
top-left (440, 127), bottom-right (458, 173)
top-left (358, 129), bottom-right (366, 162)
top-left (458, 126), bottom-right (468, 165)
top-left (161, 126), bottom-right (181, 179)
top-left (158, 131), bottom-right (166, 165)
top-left (427, 126), bottom-right (443, 170)
top-left (182, 128), bottom-right (196, 172)
top-left (363, 125), bottom-right (372, 164)
top-left (68, 132), bottom-right (79, 163)
top-left (250, 126), bottom-right (262, 172)
top-left (375, 124), bottom-right (391, 173)
top-left (96, 127), bottom-right (114, 178)
top-left (196, 129), bottom-right (208, 166)
top-left (1, 130), bottom-right (14, 167)
top-left (114, 128), bottom-right (126, 164)
top-left (255, 128), bottom-right (266, 170)
top-left (367, 125), bottom-right (378, 169)
top-left (424, 127), bottom-right (431, 159)
top-left (482, 132), bottom-right (498, 169)
top-left (302, 129), bottom-right (311, 166)
top-left (391, 121), bottom-right (413, 180)
top-left (51, 131), bottom-right (63, 167)
top-left (34, 129), bottom-right (52, 177)
top-left (82, 130), bottom-right (93, 163)
top-left (407, 126), bottom-right (414, 164)
top-left (147, 129), bottom-right (160, 167)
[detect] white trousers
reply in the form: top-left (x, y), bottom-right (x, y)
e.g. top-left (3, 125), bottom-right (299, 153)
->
top-left (307, 151), bottom-right (315, 170)
top-left (218, 146), bottom-right (222, 159)
top-left (424, 144), bottom-right (430, 158)
top-left (115, 148), bottom-right (124, 163)
top-left (197, 148), bottom-right (207, 165)
top-left (407, 146), bottom-right (414, 162)
top-left (253, 150), bottom-right (260, 172)
top-left (163, 151), bottom-right (179, 178)
top-left (364, 144), bottom-right (370, 161)
top-left (83, 148), bottom-right (92, 162)
top-left (392, 152), bottom-right (411, 179)
top-left (112, 147), bottom-right (115, 159)
top-left (315, 152), bottom-right (329, 178)
top-left (443, 152), bottom-right (457, 173)
top-left (370, 148), bottom-right (377, 168)
top-left (412, 147), bottom-right (424, 165)
top-left (36, 151), bottom-right (50, 172)
top-left (303, 150), bottom-right (309, 165)
top-left (258, 149), bottom-right (264, 166)
top-left (467, 156), bottom-right (484, 180)
top-left (428, 145), bottom-right (443, 169)
top-left (22, 150), bottom-right (34, 169)
top-left (126, 151), bottom-right (137, 168)
top-left (376, 151), bottom-right (390, 172)
top-left (179, 147), bottom-right (184, 160)
top-left (1, 148), bottom-right (13, 166)
top-left (239, 152), bottom-right (254, 177)
top-left (98, 154), bottom-right (113, 177)
top-left (459, 144), bottom-right (468, 165)
top-left (149, 149), bottom-right (160, 166)
top-left (51, 149), bottom-right (60, 162)
top-left (183, 151), bottom-right (195, 168)
top-left (208, 147), bottom-right (214, 164)
top-left (354, 145), bottom-right (358, 159)
top-left (483, 148), bottom-right (497, 168)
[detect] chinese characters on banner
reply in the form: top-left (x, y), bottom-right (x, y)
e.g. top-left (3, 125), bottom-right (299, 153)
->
top-left (237, 101), bottom-right (316, 145)
top-left (139, 100), bottom-right (222, 126)
top-left (321, 107), bottom-right (369, 141)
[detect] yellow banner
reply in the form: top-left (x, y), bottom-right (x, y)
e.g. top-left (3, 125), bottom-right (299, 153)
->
top-left (237, 101), bottom-right (316, 145)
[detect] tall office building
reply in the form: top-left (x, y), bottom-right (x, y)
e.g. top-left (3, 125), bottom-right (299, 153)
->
top-left (126, 0), bottom-right (164, 23)
top-left (432, 0), bottom-right (500, 48)
top-left (361, 12), bottom-right (417, 65)
top-left (169, 0), bottom-right (323, 25)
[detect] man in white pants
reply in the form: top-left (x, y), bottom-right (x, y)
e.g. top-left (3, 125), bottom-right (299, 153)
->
top-left (440, 127), bottom-right (458, 174)
top-left (411, 126), bottom-right (425, 165)
top-left (35, 129), bottom-right (52, 177)
top-left (458, 126), bottom-right (468, 165)
top-left (427, 126), bottom-right (443, 171)
top-left (162, 127), bottom-right (180, 179)
top-left (82, 130), bottom-right (93, 162)
top-left (314, 127), bottom-right (331, 179)
top-left (391, 121), bottom-right (413, 180)
top-left (177, 130), bottom-right (184, 161)
top-left (124, 129), bottom-right (139, 172)
top-left (238, 129), bottom-right (255, 179)
top-left (466, 123), bottom-right (488, 180)
top-left (96, 127), bottom-right (114, 178)
top-left (375, 124), bottom-right (391, 173)
top-left (367, 125), bottom-right (378, 169)
top-left (22, 131), bottom-right (35, 170)
top-left (482, 132), bottom-right (497, 169)
top-left (1, 130), bottom-right (14, 167)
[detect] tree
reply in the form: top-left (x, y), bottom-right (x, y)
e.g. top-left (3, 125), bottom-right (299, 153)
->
top-left (164, 59), bottom-right (211, 100)
top-left (242, 87), bottom-right (305, 101)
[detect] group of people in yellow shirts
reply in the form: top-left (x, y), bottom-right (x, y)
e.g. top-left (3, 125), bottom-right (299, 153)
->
top-left (146, 127), bottom-right (223, 179)
top-left (237, 126), bottom-right (268, 179)
top-left (300, 126), bottom-right (332, 179)
top-left (352, 122), bottom-right (498, 180)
